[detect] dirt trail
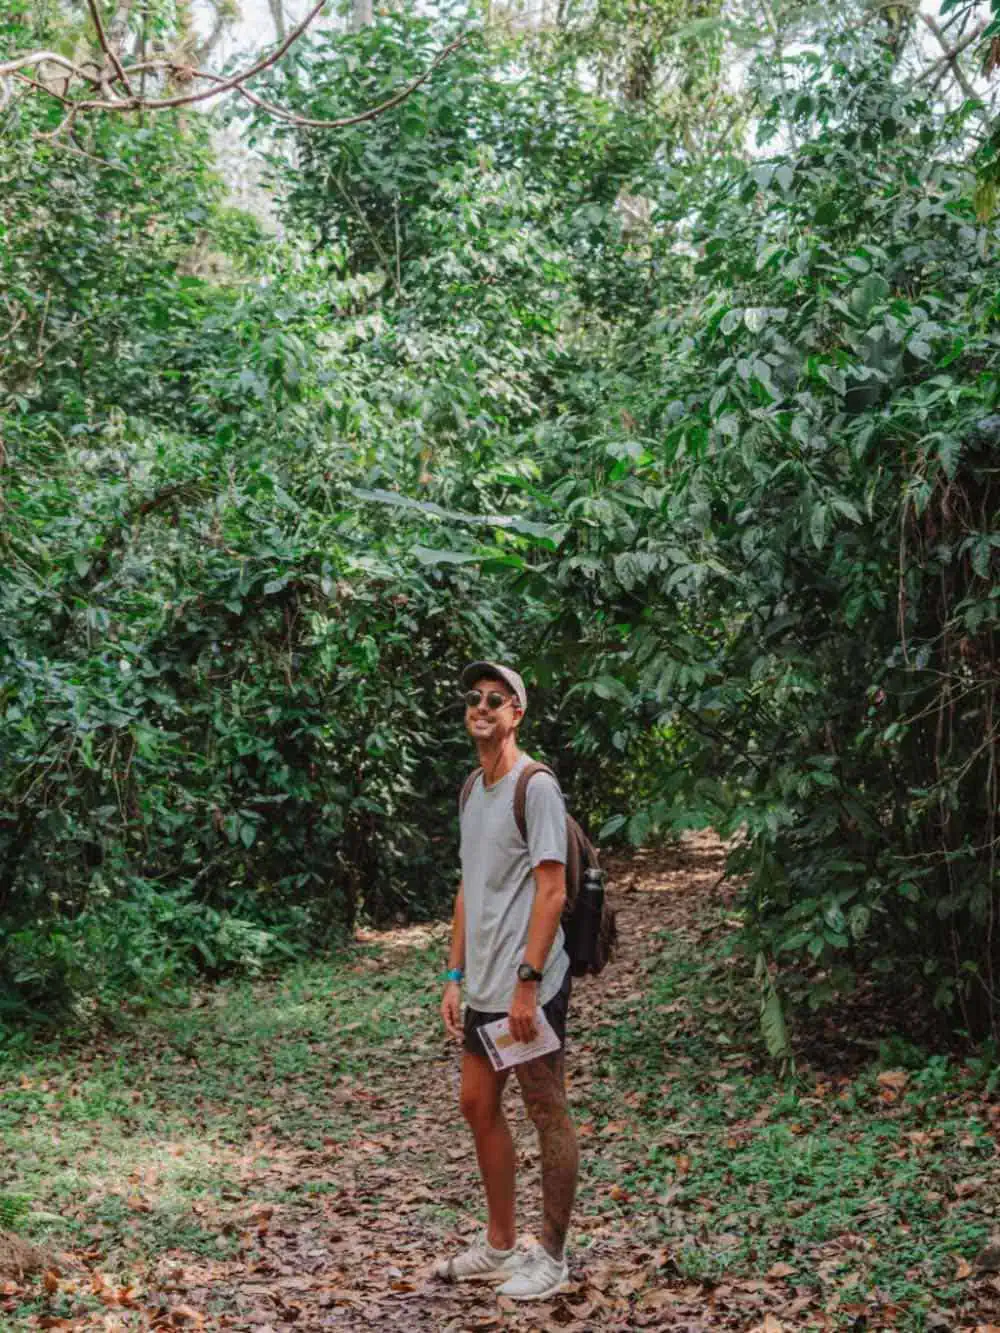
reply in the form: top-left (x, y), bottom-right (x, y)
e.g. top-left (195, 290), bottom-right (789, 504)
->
top-left (155, 832), bottom-right (726, 1331)
top-left (11, 830), bottom-right (998, 1330)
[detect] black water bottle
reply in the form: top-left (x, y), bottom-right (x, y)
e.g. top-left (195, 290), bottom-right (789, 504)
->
top-left (571, 865), bottom-right (605, 974)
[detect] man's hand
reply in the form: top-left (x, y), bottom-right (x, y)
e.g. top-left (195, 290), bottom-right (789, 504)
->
top-left (508, 979), bottom-right (539, 1043)
top-left (441, 981), bottom-right (463, 1040)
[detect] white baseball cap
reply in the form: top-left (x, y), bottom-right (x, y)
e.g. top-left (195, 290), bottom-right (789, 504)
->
top-left (461, 661), bottom-right (527, 712)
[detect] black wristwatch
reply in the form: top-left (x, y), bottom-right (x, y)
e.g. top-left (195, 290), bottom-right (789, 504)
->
top-left (517, 962), bottom-right (544, 984)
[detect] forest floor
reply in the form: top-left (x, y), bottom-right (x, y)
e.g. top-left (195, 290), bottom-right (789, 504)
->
top-left (2, 833), bottom-right (1000, 1332)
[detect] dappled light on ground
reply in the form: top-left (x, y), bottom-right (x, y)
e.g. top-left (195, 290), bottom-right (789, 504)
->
top-left (2, 836), bottom-right (999, 1330)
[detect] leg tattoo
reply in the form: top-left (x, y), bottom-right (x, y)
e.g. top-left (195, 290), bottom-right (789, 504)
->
top-left (460, 1052), bottom-right (516, 1250)
top-left (515, 1051), bottom-right (578, 1261)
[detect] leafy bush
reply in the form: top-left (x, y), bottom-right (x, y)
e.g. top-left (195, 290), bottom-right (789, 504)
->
top-left (0, 1194), bottom-right (30, 1232)
top-left (532, 39), bottom-right (1000, 1034)
top-left (2, 6), bottom-right (999, 1042)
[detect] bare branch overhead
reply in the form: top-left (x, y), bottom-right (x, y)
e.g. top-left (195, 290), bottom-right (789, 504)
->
top-left (0, 1), bottom-right (467, 132)
top-left (85, 0), bottom-right (135, 97)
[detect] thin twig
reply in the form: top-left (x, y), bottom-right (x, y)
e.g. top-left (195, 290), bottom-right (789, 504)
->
top-left (394, 195), bottom-right (402, 294)
top-left (0, 1), bottom-right (325, 112)
top-left (38, 106), bottom-right (80, 140)
top-left (35, 289), bottom-right (51, 363)
top-left (917, 13), bottom-right (986, 102)
top-left (332, 174), bottom-right (401, 295)
top-left (225, 34), bottom-right (467, 130)
top-left (0, 305), bottom-right (26, 346)
top-left (0, 51), bottom-right (102, 82)
top-left (85, 0), bottom-right (135, 97)
top-left (12, 70), bottom-right (75, 106)
top-left (759, 0), bottom-right (797, 152)
top-left (81, 0), bottom-right (328, 111)
top-left (4, 7), bottom-right (466, 130)
top-left (60, 133), bottom-right (132, 172)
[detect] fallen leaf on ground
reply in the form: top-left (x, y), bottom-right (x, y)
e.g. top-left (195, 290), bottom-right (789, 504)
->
top-left (876, 1069), bottom-right (908, 1091)
top-left (767, 1261), bottom-right (796, 1278)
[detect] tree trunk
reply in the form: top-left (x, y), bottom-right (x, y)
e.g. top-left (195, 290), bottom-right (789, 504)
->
top-left (267, 0), bottom-right (287, 43)
top-left (350, 0), bottom-right (374, 31)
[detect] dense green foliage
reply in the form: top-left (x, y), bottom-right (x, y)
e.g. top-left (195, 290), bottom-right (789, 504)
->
top-left (563, 55), bottom-right (1000, 1037)
top-left (2, 0), bottom-right (1000, 1039)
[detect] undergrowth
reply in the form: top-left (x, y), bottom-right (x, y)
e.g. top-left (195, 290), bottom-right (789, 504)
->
top-left (1, 903), bottom-right (997, 1329)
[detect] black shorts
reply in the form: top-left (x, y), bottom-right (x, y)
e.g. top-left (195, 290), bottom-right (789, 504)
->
top-left (463, 968), bottom-right (571, 1057)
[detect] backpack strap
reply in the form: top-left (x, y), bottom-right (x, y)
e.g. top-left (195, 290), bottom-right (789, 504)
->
top-left (459, 768), bottom-right (483, 816)
top-left (512, 762), bottom-right (558, 842)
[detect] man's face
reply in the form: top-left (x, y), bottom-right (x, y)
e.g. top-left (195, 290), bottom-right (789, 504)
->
top-left (464, 675), bottom-right (522, 744)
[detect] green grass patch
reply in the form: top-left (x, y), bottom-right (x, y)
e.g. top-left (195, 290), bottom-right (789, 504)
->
top-left (593, 919), bottom-right (999, 1327)
top-left (0, 935), bottom-right (445, 1325)
top-left (1, 910), bottom-right (997, 1330)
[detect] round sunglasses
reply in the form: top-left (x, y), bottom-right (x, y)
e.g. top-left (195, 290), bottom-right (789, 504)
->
top-left (463, 688), bottom-right (516, 712)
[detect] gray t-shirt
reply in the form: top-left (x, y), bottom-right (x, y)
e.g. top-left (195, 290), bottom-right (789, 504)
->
top-left (459, 754), bottom-right (569, 1013)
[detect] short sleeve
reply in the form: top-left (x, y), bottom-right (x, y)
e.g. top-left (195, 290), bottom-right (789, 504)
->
top-left (524, 772), bottom-right (567, 867)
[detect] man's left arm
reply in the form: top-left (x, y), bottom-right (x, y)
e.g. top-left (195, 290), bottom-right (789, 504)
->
top-left (508, 859), bottom-right (566, 1043)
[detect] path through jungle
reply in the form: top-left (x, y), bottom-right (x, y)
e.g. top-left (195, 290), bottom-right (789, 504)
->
top-left (158, 835), bottom-right (732, 1333)
top-left (4, 834), bottom-right (1000, 1331)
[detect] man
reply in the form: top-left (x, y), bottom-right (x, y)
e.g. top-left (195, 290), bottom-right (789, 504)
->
top-left (436, 661), bottom-right (579, 1302)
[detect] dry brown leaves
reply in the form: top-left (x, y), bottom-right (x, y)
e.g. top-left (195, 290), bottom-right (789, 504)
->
top-left (0, 1231), bottom-right (60, 1281)
top-left (3, 832), bottom-right (999, 1330)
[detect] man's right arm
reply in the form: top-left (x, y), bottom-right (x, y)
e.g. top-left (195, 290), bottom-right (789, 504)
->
top-left (441, 881), bottom-right (465, 1040)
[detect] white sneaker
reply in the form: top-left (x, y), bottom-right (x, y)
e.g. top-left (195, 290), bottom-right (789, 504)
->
top-left (434, 1236), bottom-right (521, 1282)
top-left (496, 1244), bottom-right (568, 1300)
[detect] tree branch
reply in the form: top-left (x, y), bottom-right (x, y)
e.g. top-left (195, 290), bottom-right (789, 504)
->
top-left (0, 5), bottom-right (467, 133)
top-left (918, 13), bottom-right (986, 102)
top-left (102, 34), bottom-right (466, 129)
top-left (1, 0), bottom-right (323, 113)
top-left (85, 0), bottom-right (135, 97)
top-left (0, 51), bottom-right (102, 82)
top-left (11, 71), bottom-right (75, 106)
top-left (80, 0), bottom-right (329, 111)
top-left (225, 34), bottom-right (468, 130)
top-left (39, 106), bottom-right (82, 141)
top-left (195, 6), bottom-right (230, 65)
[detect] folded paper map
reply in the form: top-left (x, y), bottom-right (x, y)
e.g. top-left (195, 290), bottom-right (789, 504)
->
top-left (477, 1008), bottom-right (562, 1071)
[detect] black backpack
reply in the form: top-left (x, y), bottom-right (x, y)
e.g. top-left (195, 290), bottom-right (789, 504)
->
top-left (459, 761), bottom-right (617, 978)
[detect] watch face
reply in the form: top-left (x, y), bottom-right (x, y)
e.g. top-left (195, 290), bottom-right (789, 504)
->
top-left (518, 964), bottom-right (541, 981)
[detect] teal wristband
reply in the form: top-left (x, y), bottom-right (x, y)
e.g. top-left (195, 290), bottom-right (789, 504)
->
top-left (443, 967), bottom-right (464, 983)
